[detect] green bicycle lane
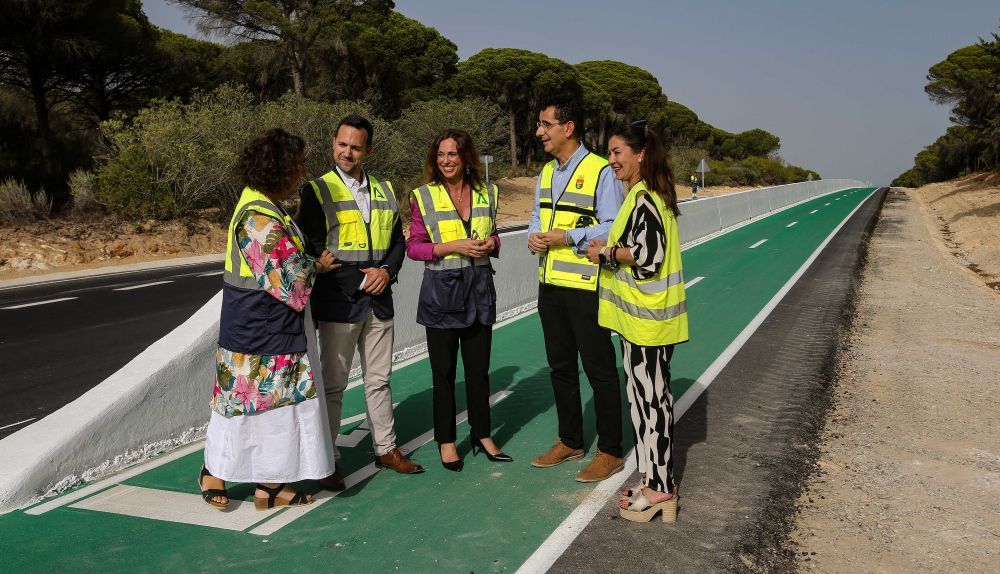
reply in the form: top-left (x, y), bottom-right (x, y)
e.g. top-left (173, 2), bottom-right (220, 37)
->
top-left (0, 187), bottom-right (878, 573)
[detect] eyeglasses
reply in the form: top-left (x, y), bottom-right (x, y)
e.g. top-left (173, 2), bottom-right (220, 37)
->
top-left (536, 120), bottom-right (564, 131)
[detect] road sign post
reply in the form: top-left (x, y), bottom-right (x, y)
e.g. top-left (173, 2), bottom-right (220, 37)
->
top-left (481, 154), bottom-right (494, 186)
top-left (697, 158), bottom-right (710, 196)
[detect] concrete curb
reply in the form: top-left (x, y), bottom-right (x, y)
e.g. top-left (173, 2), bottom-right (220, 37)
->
top-left (0, 293), bottom-right (220, 512)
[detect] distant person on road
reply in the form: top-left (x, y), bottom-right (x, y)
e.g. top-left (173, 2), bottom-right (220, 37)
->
top-left (297, 115), bottom-right (424, 490)
top-left (587, 122), bottom-right (688, 523)
top-left (527, 95), bottom-right (627, 483)
top-left (406, 129), bottom-right (511, 472)
top-left (200, 128), bottom-right (339, 511)
top-left (690, 172), bottom-right (699, 199)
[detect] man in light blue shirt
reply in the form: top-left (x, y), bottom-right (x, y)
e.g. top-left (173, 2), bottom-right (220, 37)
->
top-left (527, 96), bottom-right (626, 484)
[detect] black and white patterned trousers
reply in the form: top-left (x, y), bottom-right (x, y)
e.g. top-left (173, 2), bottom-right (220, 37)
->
top-left (621, 338), bottom-right (675, 494)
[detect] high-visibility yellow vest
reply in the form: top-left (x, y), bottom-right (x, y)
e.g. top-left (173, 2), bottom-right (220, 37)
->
top-left (223, 187), bottom-right (305, 290)
top-left (598, 181), bottom-right (689, 347)
top-left (537, 152), bottom-right (609, 290)
top-left (411, 182), bottom-right (498, 271)
top-left (306, 170), bottom-right (397, 264)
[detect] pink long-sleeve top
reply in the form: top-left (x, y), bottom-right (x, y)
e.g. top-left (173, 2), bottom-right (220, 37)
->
top-left (406, 197), bottom-right (501, 260)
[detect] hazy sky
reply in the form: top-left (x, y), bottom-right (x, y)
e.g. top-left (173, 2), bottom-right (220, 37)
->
top-left (145, 1), bottom-right (1000, 184)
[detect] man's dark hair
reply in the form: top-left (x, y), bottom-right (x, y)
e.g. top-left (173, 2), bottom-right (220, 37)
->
top-left (335, 114), bottom-right (374, 147)
top-left (538, 95), bottom-right (583, 140)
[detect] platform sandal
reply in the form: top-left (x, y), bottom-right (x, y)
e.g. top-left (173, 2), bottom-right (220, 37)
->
top-left (253, 483), bottom-right (313, 511)
top-left (619, 490), bottom-right (678, 523)
top-left (620, 478), bottom-right (677, 502)
top-left (198, 465), bottom-right (228, 511)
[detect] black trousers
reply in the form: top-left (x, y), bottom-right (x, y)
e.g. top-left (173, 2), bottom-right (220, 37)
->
top-left (425, 322), bottom-right (493, 444)
top-left (537, 283), bottom-right (623, 457)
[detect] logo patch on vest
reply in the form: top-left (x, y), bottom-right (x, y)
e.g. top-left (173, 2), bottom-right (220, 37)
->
top-left (373, 188), bottom-right (385, 200)
top-left (476, 189), bottom-right (488, 206)
top-left (575, 177), bottom-right (584, 190)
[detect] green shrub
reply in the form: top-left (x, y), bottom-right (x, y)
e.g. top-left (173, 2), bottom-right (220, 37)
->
top-left (386, 97), bottom-right (510, 186)
top-left (0, 177), bottom-right (33, 221)
top-left (68, 170), bottom-right (101, 215)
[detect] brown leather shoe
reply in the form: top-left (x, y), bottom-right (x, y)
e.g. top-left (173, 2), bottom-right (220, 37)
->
top-left (317, 470), bottom-right (345, 491)
top-left (575, 451), bottom-right (624, 482)
top-left (375, 447), bottom-right (425, 474)
top-left (531, 440), bottom-right (585, 468)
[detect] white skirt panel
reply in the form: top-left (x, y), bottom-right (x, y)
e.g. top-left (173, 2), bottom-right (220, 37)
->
top-left (204, 303), bottom-right (335, 483)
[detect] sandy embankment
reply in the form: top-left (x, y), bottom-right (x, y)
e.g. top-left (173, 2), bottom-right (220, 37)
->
top-left (788, 173), bottom-right (1000, 572)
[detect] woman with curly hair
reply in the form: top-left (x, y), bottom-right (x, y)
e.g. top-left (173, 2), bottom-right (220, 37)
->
top-left (198, 128), bottom-right (339, 511)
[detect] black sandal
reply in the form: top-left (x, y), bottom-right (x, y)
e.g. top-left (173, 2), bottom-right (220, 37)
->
top-left (198, 465), bottom-right (228, 510)
top-left (253, 483), bottom-right (313, 510)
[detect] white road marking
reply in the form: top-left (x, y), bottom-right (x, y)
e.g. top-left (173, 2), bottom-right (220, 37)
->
top-left (787, 221), bottom-right (798, 228)
top-left (0, 417), bottom-right (36, 431)
top-left (516, 186), bottom-right (882, 574)
top-left (42, 392), bottom-right (514, 532)
top-left (685, 276), bottom-right (705, 288)
top-left (113, 281), bottom-right (173, 291)
top-left (749, 239), bottom-right (768, 249)
top-left (25, 442), bottom-right (204, 515)
top-left (339, 403), bottom-right (399, 428)
top-left (69, 485), bottom-right (265, 531)
top-left (810, 210), bottom-right (818, 214)
top-left (1, 297), bottom-right (77, 310)
top-left (249, 390), bottom-right (514, 536)
top-left (197, 271), bottom-right (224, 277)
top-left (824, 202), bottom-right (831, 206)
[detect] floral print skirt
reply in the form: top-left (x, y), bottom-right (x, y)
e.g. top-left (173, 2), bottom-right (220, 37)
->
top-left (211, 347), bottom-right (316, 417)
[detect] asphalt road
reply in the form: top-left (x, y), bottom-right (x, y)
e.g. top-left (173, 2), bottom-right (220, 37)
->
top-left (0, 262), bottom-right (224, 438)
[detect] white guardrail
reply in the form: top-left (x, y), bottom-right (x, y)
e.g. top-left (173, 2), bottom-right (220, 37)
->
top-left (0, 178), bottom-right (865, 513)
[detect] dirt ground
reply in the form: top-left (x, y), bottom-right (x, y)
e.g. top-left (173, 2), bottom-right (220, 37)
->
top-left (787, 174), bottom-right (1000, 572)
top-left (0, 177), bottom-right (749, 280)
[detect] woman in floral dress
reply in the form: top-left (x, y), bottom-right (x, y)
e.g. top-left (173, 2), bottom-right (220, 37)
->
top-left (198, 128), bottom-right (338, 510)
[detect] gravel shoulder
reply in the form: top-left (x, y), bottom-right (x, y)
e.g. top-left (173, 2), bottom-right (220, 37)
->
top-left (787, 186), bottom-right (1000, 572)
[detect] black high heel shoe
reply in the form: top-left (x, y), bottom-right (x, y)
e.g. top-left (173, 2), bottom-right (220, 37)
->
top-left (471, 438), bottom-right (514, 463)
top-left (438, 443), bottom-right (463, 472)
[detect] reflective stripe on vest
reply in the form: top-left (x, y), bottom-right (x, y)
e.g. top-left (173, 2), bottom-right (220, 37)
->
top-left (597, 181), bottom-right (689, 347)
top-left (411, 183), bottom-right (497, 271)
top-left (537, 152), bottom-right (608, 290)
top-left (223, 187), bottom-right (305, 290)
top-left (308, 171), bottom-right (397, 263)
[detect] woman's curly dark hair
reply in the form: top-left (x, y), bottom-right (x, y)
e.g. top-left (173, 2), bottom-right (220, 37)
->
top-left (237, 128), bottom-right (306, 197)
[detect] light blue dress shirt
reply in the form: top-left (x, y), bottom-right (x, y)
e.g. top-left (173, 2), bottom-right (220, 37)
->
top-left (528, 144), bottom-right (625, 254)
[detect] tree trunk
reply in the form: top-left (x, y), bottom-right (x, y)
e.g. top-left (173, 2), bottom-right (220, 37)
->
top-left (508, 110), bottom-right (518, 169)
top-left (291, 63), bottom-right (304, 97)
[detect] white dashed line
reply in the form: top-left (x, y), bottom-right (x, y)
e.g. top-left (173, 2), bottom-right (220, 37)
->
top-left (824, 203), bottom-right (831, 206)
top-left (1, 297), bottom-right (78, 310)
top-left (113, 281), bottom-right (174, 291)
top-left (809, 209), bottom-right (818, 214)
top-left (786, 221), bottom-right (798, 228)
top-left (685, 276), bottom-right (705, 288)
top-left (749, 239), bottom-right (768, 249)
top-left (0, 417), bottom-right (35, 431)
top-left (197, 271), bottom-right (224, 277)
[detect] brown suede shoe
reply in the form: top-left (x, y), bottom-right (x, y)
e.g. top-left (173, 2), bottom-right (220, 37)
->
top-left (531, 440), bottom-right (585, 468)
top-left (375, 447), bottom-right (425, 474)
top-left (575, 451), bottom-right (624, 483)
top-left (317, 470), bottom-right (345, 491)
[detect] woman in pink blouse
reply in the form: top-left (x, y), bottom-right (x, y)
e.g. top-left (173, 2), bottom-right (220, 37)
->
top-left (406, 130), bottom-right (512, 471)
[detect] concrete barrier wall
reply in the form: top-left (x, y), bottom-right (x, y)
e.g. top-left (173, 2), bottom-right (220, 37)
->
top-left (0, 179), bottom-right (865, 513)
